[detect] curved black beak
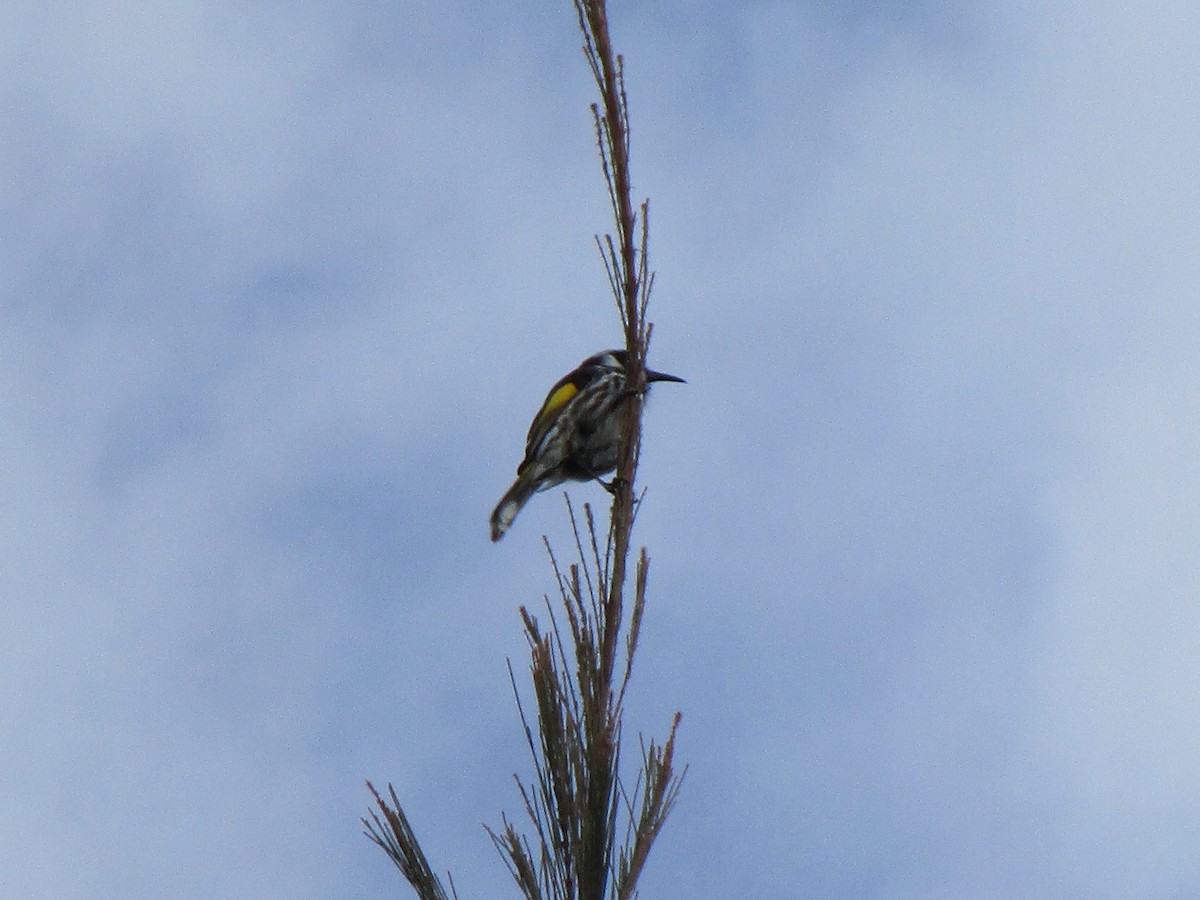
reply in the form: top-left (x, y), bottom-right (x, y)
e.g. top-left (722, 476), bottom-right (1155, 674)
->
top-left (646, 368), bottom-right (686, 384)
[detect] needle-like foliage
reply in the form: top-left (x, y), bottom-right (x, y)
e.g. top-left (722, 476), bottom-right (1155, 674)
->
top-left (487, 502), bottom-right (684, 900)
top-left (362, 782), bottom-right (458, 900)
top-left (365, 2), bottom-right (684, 895)
top-left (484, 2), bottom-right (685, 894)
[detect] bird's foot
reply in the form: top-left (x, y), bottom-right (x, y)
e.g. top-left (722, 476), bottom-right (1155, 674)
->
top-left (598, 475), bottom-right (629, 496)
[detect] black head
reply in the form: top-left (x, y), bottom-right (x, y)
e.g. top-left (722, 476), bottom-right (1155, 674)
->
top-left (580, 349), bottom-right (685, 384)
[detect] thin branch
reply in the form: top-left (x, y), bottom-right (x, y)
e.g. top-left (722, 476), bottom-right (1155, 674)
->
top-left (362, 782), bottom-right (457, 900)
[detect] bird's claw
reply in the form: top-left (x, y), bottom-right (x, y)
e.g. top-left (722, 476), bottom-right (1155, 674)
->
top-left (599, 475), bottom-right (629, 495)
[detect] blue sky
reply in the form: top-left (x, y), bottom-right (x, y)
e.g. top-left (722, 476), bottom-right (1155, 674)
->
top-left (3, 1), bottom-right (1199, 897)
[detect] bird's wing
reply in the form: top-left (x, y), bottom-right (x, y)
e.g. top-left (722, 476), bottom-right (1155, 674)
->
top-left (517, 374), bottom-right (581, 475)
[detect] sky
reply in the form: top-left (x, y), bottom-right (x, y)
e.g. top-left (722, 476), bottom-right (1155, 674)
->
top-left (3, 1), bottom-right (1199, 897)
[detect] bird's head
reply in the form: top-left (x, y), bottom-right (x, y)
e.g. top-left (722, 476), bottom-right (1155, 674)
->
top-left (583, 349), bottom-right (686, 384)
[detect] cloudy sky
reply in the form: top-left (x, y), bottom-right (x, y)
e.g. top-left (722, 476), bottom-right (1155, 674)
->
top-left (4, 1), bottom-right (1199, 897)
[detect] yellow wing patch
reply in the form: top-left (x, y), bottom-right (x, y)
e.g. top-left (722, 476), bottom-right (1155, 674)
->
top-left (518, 379), bottom-right (580, 476)
top-left (539, 381), bottom-right (578, 419)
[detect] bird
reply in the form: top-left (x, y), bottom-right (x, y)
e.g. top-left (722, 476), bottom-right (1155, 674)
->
top-left (490, 349), bottom-right (685, 541)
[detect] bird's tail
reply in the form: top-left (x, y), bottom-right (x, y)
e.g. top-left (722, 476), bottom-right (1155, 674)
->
top-left (490, 475), bottom-right (539, 542)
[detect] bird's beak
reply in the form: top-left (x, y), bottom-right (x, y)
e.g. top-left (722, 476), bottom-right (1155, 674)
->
top-left (646, 368), bottom-right (686, 384)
